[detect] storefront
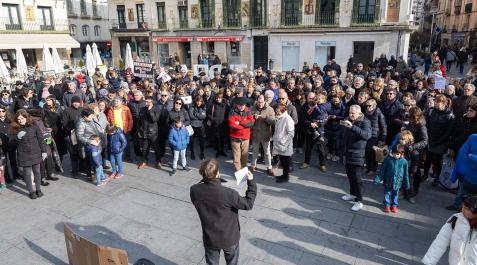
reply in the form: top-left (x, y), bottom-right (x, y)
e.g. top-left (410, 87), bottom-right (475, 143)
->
top-left (111, 31), bottom-right (151, 66)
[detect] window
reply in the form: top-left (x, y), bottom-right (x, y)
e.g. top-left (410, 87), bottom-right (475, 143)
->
top-left (178, 6), bottom-right (188, 28)
top-left (94, 25), bottom-right (100, 36)
top-left (82, 25), bottom-right (89, 36)
top-left (136, 4), bottom-right (145, 28)
top-left (2, 4), bottom-right (21, 30)
top-left (66, 0), bottom-right (74, 15)
top-left (316, 0), bottom-right (338, 25)
top-left (92, 0), bottom-right (98, 16)
top-left (281, 0), bottom-right (301, 26)
top-left (223, 0), bottom-right (240, 27)
top-left (156, 2), bottom-right (166, 28)
top-left (199, 0), bottom-right (214, 27)
top-left (230, 42), bottom-right (240, 56)
top-left (80, 0), bottom-right (87, 16)
top-left (37, 6), bottom-right (54, 30)
top-left (117, 5), bottom-right (126, 28)
top-left (250, 0), bottom-right (267, 26)
top-left (353, 0), bottom-right (377, 23)
top-left (70, 24), bottom-right (76, 36)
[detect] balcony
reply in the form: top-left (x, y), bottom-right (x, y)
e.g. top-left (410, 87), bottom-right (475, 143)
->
top-left (315, 10), bottom-right (338, 26)
top-left (0, 18), bottom-right (68, 32)
top-left (223, 17), bottom-right (240, 28)
top-left (352, 8), bottom-right (380, 25)
top-left (280, 14), bottom-right (301, 26)
top-left (250, 16), bottom-right (267, 27)
top-left (150, 20), bottom-right (167, 30)
top-left (198, 19), bottom-right (214, 28)
top-left (110, 19), bottom-right (127, 30)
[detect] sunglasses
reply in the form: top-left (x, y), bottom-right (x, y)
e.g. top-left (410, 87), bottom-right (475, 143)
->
top-left (1, 94), bottom-right (8, 96)
top-left (175, 102), bottom-right (182, 105)
top-left (161, 94), bottom-right (168, 97)
top-left (366, 105), bottom-right (373, 108)
top-left (278, 98), bottom-right (286, 100)
top-left (0, 110), bottom-right (6, 113)
top-left (404, 104), bottom-right (411, 107)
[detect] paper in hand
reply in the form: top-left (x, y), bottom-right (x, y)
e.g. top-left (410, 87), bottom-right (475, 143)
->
top-left (234, 167), bottom-right (249, 185)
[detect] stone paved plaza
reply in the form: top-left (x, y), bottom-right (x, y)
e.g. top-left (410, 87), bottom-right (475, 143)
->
top-left (0, 149), bottom-right (453, 265)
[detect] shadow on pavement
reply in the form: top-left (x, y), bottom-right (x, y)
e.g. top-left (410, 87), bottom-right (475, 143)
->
top-left (24, 238), bottom-right (68, 265)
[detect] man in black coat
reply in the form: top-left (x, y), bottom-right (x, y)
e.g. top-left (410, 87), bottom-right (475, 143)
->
top-left (156, 91), bottom-right (172, 168)
top-left (128, 91), bottom-right (146, 159)
top-left (340, 105), bottom-right (371, 212)
top-left (378, 88), bottom-right (403, 144)
top-left (137, 96), bottom-right (161, 169)
top-left (190, 159), bottom-right (256, 265)
top-left (61, 96), bottom-right (83, 177)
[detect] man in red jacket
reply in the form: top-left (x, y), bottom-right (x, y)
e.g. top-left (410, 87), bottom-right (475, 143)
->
top-left (228, 97), bottom-right (255, 171)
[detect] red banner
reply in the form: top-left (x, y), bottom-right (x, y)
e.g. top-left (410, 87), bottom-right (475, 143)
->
top-left (153, 36), bottom-right (194, 42)
top-left (195, 36), bottom-right (244, 42)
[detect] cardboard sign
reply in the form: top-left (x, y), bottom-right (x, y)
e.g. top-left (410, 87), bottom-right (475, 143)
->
top-left (434, 76), bottom-right (446, 92)
top-left (133, 62), bottom-right (155, 79)
top-left (64, 224), bottom-right (128, 265)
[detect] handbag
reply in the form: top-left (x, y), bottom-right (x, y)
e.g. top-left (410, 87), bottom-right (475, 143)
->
top-left (186, 125), bottom-right (194, 136)
top-left (439, 155), bottom-right (458, 190)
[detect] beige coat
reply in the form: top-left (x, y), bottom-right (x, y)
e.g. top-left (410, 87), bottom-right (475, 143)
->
top-left (251, 104), bottom-right (275, 142)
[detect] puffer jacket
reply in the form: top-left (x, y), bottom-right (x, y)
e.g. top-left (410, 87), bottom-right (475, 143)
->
top-left (168, 126), bottom-right (190, 151)
top-left (251, 104), bottom-right (275, 142)
top-left (107, 128), bottom-right (127, 154)
top-left (364, 108), bottom-right (387, 143)
top-left (452, 134), bottom-right (477, 184)
top-left (343, 115), bottom-right (372, 166)
top-left (138, 106), bottom-right (160, 139)
top-left (452, 117), bottom-right (477, 152)
top-left (379, 99), bottom-right (403, 142)
top-left (228, 106), bottom-right (255, 140)
top-left (106, 105), bottom-right (133, 134)
top-left (422, 212), bottom-right (477, 265)
top-left (325, 101), bottom-right (346, 133)
top-left (374, 155), bottom-right (410, 190)
top-left (426, 108), bottom-right (454, 154)
top-left (12, 124), bottom-right (47, 167)
top-left (189, 103), bottom-right (207, 128)
top-left (168, 108), bottom-right (190, 127)
top-left (75, 117), bottom-right (102, 145)
top-left (272, 112), bottom-right (294, 156)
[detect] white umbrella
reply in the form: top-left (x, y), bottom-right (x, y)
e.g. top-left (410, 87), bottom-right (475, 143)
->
top-left (85, 44), bottom-right (95, 75)
top-left (124, 43), bottom-right (134, 71)
top-left (15, 47), bottom-right (28, 79)
top-left (51, 45), bottom-right (64, 74)
top-left (92, 43), bottom-right (103, 67)
top-left (0, 56), bottom-right (11, 83)
top-left (41, 43), bottom-right (54, 72)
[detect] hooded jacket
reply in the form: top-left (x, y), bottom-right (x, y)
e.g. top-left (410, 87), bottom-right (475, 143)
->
top-left (168, 125), bottom-right (190, 151)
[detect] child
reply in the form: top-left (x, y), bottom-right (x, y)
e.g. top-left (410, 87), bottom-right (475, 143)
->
top-left (309, 93), bottom-right (328, 142)
top-left (85, 135), bottom-right (107, 186)
top-left (374, 144), bottom-right (410, 213)
top-left (422, 195), bottom-right (477, 265)
top-left (106, 125), bottom-right (127, 179)
top-left (168, 117), bottom-right (190, 176)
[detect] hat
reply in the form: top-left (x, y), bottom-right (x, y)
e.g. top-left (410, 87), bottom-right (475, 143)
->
top-left (254, 85), bottom-right (262, 93)
top-left (233, 97), bottom-right (248, 106)
top-left (98, 88), bottom-right (108, 97)
top-left (71, 95), bottom-right (81, 104)
top-left (15, 80), bottom-right (23, 86)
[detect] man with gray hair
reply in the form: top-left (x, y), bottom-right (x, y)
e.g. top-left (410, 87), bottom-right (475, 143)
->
top-left (250, 95), bottom-right (275, 176)
top-left (340, 105), bottom-right (371, 211)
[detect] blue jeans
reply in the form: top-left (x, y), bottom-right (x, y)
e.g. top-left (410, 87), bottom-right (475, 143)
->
top-left (384, 187), bottom-right (399, 207)
top-left (95, 166), bottom-right (106, 184)
top-left (110, 152), bottom-right (123, 175)
top-left (172, 149), bottom-right (186, 170)
top-left (454, 183), bottom-right (465, 209)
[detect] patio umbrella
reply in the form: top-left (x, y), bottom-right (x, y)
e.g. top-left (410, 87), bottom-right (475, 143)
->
top-left (124, 43), bottom-right (134, 71)
top-left (51, 45), bottom-right (64, 74)
top-left (15, 47), bottom-right (28, 79)
top-left (85, 44), bottom-right (95, 75)
top-left (0, 56), bottom-right (11, 83)
top-left (41, 43), bottom-right (54, 72)
top-left (92, 43), bottom-right (103, 67)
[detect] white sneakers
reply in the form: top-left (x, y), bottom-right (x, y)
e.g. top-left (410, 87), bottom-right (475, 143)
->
top-left (341, 194), bottom-right (356, 201)
top-left (341, 194), bottom-right (364, 211)
top-left (351, 202), bottom-right (364, 211)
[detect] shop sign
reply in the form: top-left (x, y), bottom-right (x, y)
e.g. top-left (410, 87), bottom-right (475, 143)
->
top-left (153, 36), bottom-right (194, 42)
top-left (282, 41), bottom-right (299, 47)
top-left (196, 36), bottom-right (244, 42)
top-left (316, 41), bottom-right (336, 46)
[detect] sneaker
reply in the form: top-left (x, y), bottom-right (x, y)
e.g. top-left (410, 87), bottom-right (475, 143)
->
top-left (351, 201), bottom-right (364, 211)
top-left (391, 206), bottom-right (398, 213)
top-left (41, 181), bottom-right (50, 186)
top-left (36, 191), bottom-right (44, 198)
top-left (341, 194), bottom-right (356, 201)
top-left (384, 206), bottom-right (391, 213)
top-left (183, 166), bottom-right (191, 172)
top-left (300, 163), bottom-right (310, 169)
top-left (170, 169), bottom-right (177, 176)
top-left (319, 165), bottom-right (327, 172)
top-left (96, 183), bottom-right (103, 187)
top-left (101, 179), bottom-right (108, 185)
top-left (107, 173), bottom-right (116, 179)
top-left (114, 174), bottom-right (122, 179)
top-left (326, 154), bottom-right (332, 160)
top-left (332, 155), bottom-right (339, 162)
top-left (29, 192), bottom-right (37, 200)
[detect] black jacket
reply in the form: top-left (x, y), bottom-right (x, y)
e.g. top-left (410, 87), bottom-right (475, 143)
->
top-left (12, 96), bottom-right (37, 113)
top-left (189, 103), bottom-right (207, 128)
top-left (403, 121), bottom-right (428, 152)
top-left (207, 101), bottom-right (229, 136)
top-left (11, 124), bottom-right (47, 167)
top-left (364, 108), bottom-right (387, 143)
top-left (379, 98), bottom-right (404, 143)
top-left (138, 106), bottom-right (160, 139)
top-left (343, 115), bottom-right (372, 166)
top-left (61, 107), bottom-right (82, 136)
top-left (190, 178), bottom-right (257, 249)
top-left (426, 108), bottom-right (454, 154)
top-left (128, 100), bottom-right (146, 128)
top-left (168, 108), bottom-right (190, 127)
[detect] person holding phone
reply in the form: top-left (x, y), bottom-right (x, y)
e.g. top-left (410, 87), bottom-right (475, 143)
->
top-left (190, 159), bottom-right (257, 265)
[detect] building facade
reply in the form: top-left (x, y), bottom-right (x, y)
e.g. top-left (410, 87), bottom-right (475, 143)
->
top-left (0, 0), bottom-right (79, 68)
top-left (433, 0), bottom-right (477, 49)
top-left (109, 0), bottom-right (412, 73)
top-left (66, 0), bottom-right (111, 64)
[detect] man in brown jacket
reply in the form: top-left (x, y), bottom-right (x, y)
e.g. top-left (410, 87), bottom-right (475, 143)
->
top-left (250, 94), bottom-right (276, 176)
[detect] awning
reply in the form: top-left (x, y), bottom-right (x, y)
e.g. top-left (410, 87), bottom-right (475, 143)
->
top-left (196, 36), bottom-right (244, 42)
top-left (153, 36), bottom-right (194, 42)
top-left (0, 34), bottom-right (80, 49)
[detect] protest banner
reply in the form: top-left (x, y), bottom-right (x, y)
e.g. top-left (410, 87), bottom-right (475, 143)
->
top-left (133, 62), bottom-right (155, 79)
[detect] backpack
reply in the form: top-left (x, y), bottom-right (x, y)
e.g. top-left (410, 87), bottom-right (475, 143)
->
top-left (448, 215), bottom-right (458, 230)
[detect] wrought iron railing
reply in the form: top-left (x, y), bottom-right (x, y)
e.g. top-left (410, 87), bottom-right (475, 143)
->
top-left (223, 17), bottom-right (240, 28)
top-left (198, 19), bottom-right (214, 28)
top-left (280, 15), bottom-right (301, 26)
top-left (0, 17), bottom-right (68, 32)
top-left (352, 7), bottom-right (380, 25)
top-left (315, 10), bottom-right (338, 25)
top-left (250, 16), bottom-right (267, 27)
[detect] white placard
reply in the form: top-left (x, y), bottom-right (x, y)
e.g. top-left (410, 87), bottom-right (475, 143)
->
top-left (434, 77), bottom-right (446, 92)
top-left (234, 167), bottom-right (249, 185)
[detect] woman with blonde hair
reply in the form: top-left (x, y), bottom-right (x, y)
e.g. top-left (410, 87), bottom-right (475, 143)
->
top-left (371, 78), bottom-right (385, 102)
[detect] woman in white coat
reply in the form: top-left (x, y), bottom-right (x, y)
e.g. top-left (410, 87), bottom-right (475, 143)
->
top-left (272, 103), bottom-right (295, 183)
top-left (422, 195), bottom-right (477, 265)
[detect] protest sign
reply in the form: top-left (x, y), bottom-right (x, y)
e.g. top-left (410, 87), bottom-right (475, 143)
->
top-left (133, 62), bottom-right (155, 79)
